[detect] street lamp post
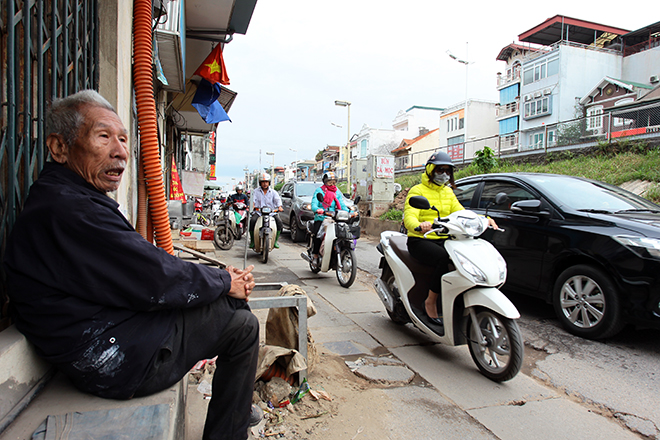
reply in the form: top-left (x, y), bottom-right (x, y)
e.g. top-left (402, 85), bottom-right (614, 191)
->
top-left (447, 43), bottom-right (471, 160)
top-left (289, 148), bottom-right (298, 180)
top-left (334, 100), bottom-right (351, 193)
top-left (266, 151), bottom-right (275, 184)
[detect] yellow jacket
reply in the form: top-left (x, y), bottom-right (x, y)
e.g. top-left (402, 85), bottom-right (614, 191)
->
top-left (404, 171), bottom-right (464, 239)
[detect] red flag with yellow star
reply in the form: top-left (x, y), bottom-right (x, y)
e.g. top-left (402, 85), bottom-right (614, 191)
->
top-left (193, 44), bottom-right (230, 85)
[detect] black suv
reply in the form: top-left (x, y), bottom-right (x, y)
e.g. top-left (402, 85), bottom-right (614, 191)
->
top-left (280, 180), bottom-right (323, 242)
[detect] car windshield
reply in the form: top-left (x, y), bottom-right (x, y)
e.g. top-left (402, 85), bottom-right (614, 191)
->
top-left (527, 175), bottom-right (660, 212)
top-left (296, 182), bottom-right (322, 197)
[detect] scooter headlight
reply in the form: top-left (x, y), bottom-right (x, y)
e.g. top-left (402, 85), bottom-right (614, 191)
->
top-left (454, 251), bottom-right (487, 284)
top-left (335, 210), bottom-right (350, 221)
top-left (496, 253), bottom-right (507, 283)
top-left (457, 215), bottom-right (488, 237)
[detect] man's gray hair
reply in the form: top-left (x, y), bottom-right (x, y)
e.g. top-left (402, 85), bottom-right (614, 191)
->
top-left (46, 90), bottom-right (117, 147)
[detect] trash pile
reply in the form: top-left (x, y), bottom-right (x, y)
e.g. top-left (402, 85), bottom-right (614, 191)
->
top-left (189, 284), bottom-right (338, 438)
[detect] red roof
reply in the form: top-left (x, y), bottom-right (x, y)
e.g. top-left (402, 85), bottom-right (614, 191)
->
top-left (519, 15), bottom-right (630, 46)
top-left (391, 129), bottom-right (438, 154)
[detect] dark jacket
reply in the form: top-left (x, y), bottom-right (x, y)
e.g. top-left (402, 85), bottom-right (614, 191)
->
top-left (3, 162), bottom-right (244, 399)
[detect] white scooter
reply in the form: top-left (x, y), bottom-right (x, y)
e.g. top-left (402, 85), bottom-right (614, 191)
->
top-left (374, 194), bottom-right (523, 382)
top-left (301, 195), bottom-right (361, 288)
top-left (252, 207), bottom-right (279, 264)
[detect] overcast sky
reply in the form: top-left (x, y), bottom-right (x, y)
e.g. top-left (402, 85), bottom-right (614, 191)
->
top-left (209, 0), bottom-right (656, 190)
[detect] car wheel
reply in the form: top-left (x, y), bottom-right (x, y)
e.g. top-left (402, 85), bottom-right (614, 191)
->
top-left (290, 216), bottom-right (301, 242)
top-left (553, 265), bottom-right (624, 339)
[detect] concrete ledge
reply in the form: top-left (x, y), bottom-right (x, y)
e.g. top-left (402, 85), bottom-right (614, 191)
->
top-left (359, 217), bottom-right (401, 237)
top-left (0, 326), bottom-right (186, 440)
top-left (0, 327), bottom-right (52, 432)
top-left (0, 373), bottom-right (187, 440)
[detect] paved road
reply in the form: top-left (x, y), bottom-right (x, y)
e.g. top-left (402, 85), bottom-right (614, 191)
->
top-left (187, 232), bottom-right (658, 439)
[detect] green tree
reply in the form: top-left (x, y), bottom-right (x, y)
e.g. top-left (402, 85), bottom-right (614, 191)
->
top-left (473, 146), bottom-right (498, 173)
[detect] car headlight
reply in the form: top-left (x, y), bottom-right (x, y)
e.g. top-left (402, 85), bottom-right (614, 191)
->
top-left (302, 203), bottom-right (312, 211)
top-left (613, 235), bottom-right (660, 259)
top-left (454, 251), bottom-right (487, 283)
top-left (457, 215), bottom-right (488, 237)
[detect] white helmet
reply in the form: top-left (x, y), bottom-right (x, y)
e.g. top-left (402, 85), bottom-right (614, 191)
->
top-left (236, 184), bottom-right (243, 191)
top-left (259, 173), bottom-right (271, 183)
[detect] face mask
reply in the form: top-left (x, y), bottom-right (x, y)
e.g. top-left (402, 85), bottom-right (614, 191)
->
top-left (433, 172), bottom-right (450, 186)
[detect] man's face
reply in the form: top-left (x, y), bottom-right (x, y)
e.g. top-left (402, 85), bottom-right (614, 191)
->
top-left (260, 180), bottom-right (269, 190)
top-left (51, 105), bottom-right (129, 193)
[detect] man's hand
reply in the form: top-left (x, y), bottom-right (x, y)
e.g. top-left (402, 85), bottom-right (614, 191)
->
top-left (227, 265), bottom-right (256, 300)
top-left (488, 218), bottom-right (499, 230)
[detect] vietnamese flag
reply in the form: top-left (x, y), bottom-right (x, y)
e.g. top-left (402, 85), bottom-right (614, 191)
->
top-left (193, 44), bottom-right (230, 85)
top-left (170, 159), bottom-right (186, 201)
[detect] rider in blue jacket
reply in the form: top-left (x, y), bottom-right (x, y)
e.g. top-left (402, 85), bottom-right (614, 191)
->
top-left (310, 172), bottom-right (348, 267)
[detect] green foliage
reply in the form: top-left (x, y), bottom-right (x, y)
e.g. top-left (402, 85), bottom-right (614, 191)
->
top-left (395, 174), bottom-right (421, 190)
top-left (556, 120), bottom-right (586, 147)
top-left (274, 182), bottom-right (284, 191)
top-left (315, 150), bottom-right (323, 161)
top-left (338, 181), bottom-right (348, 195)
top-left (379, 208), bottom-right (403, 222)
top-left (473, 146), bottom-right (499, 173)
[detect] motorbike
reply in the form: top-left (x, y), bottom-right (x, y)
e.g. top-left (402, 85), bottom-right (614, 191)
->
top-left (301, 195), bottom-right (361, 288)
top-left (232, 201), bottom-right (249, 240)
top-left (374, 194), bottom-right (523, 382)
top-left (213, 201), bottom-right (239, 250)
top-left (252, 207), bottom-right (279, 264)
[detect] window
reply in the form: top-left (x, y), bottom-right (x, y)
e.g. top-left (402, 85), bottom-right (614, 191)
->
top-left (529, 133), bottom-right (544, 149)
top-left (448, 135), bottom-right (464, 145)
top-left (479, 182), bottom-right (536, 211)
top-left (587, 106), bottom-right (603, 130)
top-left (454, 182), bottom-right (479, 208)
top-left (547, 130), bottom-right (556, 147)
top-left (360, 139), bottom-right (367, 158)
top-left (523, 57), bottom-right (559, 85)
top-left (524, 96), bottom-right (551, 119)
top-left (447, 115), bottom-right (463, 132)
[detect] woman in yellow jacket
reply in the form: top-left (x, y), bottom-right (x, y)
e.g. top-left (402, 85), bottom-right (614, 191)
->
top-left (404, 152), bottom-right (496, 327)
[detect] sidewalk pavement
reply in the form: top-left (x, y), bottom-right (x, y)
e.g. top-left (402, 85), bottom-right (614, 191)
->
top-left (184, 236), bottom-right (637, 440)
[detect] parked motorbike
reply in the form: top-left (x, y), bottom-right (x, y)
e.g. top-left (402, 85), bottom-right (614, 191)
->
top-left (232, 201), bottom-right (249, 240)
top-left (213, 201), bottom-right (238, 250)
top-left (301, 195), bottom-right (361, 288)
top-left (374, 194), bottom-right (523, 382)
top-left (252, 207), bottom-right (279, 264)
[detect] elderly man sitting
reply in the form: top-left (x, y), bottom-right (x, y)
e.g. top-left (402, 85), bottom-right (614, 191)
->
top-left (3, 90), bottom-right (260, 440)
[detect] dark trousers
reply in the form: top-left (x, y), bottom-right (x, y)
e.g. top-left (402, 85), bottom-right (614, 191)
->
top-left (311, 220), bottom-right (323, 254)
top-left (134, 298), bottom-right (259, 440)
top-left (407, 236), bottom-right (450, 294)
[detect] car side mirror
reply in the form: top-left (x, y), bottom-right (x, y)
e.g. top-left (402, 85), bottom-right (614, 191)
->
top-left (511, 200), bottom-right (550, 216)
top-left (409, 196), bottom-right (431, 210)
top-left (282, 191), bottom-right (291, 198)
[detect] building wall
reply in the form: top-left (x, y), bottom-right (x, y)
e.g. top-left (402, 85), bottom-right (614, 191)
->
top-left (520, 45), bottom-right (622, 148)
top-left (622, 46), bottom-right (660, 85)
top-left (410, 129), bottom-right (439, 169)
top-left (99, 0), bottom-right (137, 223)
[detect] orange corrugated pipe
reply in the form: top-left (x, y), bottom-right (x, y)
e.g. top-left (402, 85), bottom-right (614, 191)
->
top-left (137, 151), bottom-right (148, 240)
top-left (133, 0), bottom-right (173, 254)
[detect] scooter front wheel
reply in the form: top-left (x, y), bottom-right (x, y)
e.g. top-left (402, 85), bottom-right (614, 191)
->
top-left (336, 248), bottom-right (357, 288)
top-left (214, 226), bottom-right (234, 250)
top-left (261, 232), bottom-right (270, 264)
top-left (467, 309), bottom-right (523, 382)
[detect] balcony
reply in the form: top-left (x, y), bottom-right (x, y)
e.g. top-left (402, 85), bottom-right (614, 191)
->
top-left (496, 100), bottom-right (519, 119)
top-left (497, 69), bottom-right (521, 88)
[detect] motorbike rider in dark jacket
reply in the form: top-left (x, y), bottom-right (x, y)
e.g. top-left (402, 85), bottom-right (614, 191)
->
top-left (230, 185), bottom-right (248, 204)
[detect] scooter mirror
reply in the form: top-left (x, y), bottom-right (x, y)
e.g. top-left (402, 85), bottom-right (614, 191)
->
top-left (409, 196), bottom-right (431, 210)
top-left (316, 193), bottom-right (324, 202)
top-left (494, 192), bottom-right (508, 205)
top-left (354, 195), bottom-right (361, 204)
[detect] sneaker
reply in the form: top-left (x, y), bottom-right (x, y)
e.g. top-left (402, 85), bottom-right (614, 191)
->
top-left (248, 405), bottom-right (263, 427)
